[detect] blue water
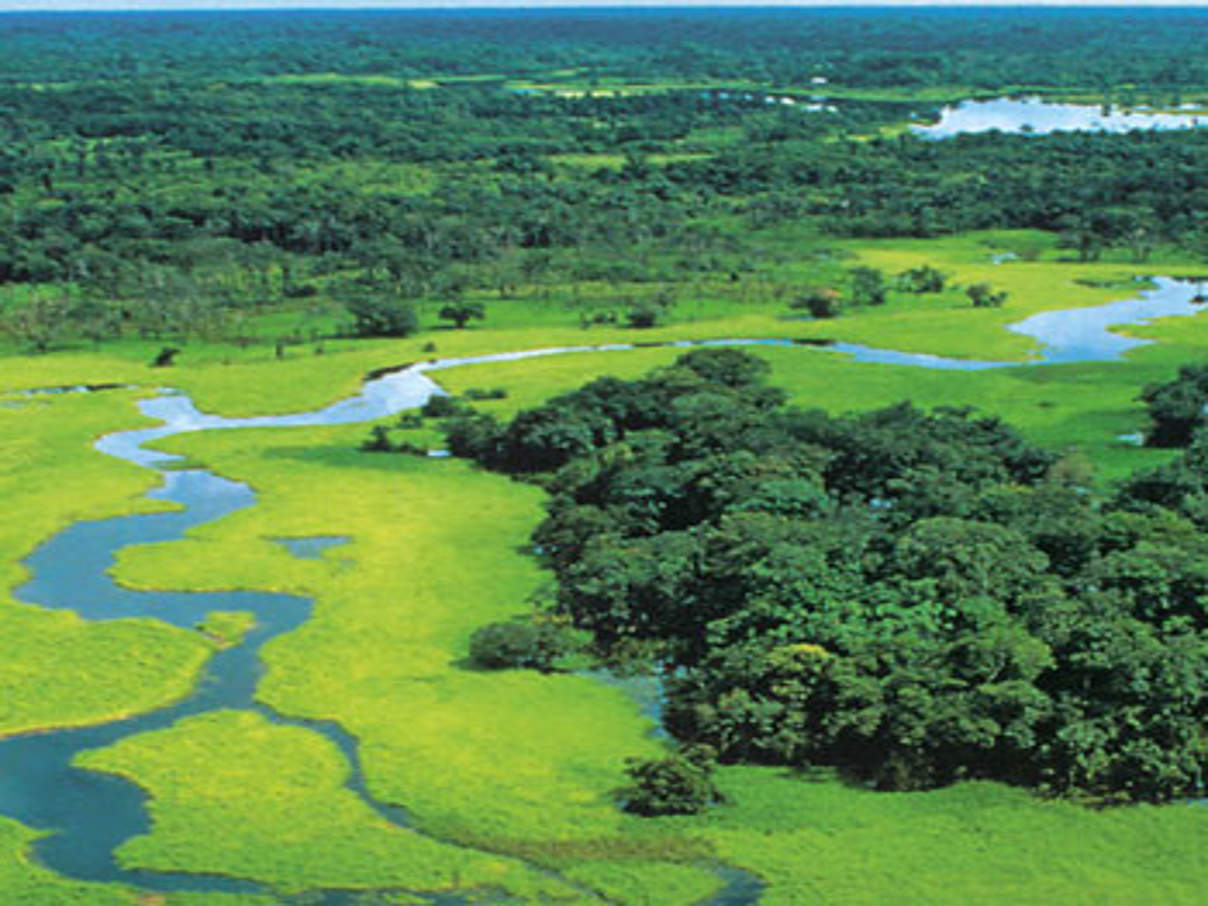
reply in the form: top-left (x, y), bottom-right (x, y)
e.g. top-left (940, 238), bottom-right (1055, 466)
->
top-left (274, 535), bottom-right (349, 560)
top-left (913, 96), bottom-right (1207, 138)
top-left (3, 274), bottom-right (1206, 902)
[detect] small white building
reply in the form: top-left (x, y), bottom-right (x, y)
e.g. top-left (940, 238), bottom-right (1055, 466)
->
top-left (810, 76), bottom-right (829, 86)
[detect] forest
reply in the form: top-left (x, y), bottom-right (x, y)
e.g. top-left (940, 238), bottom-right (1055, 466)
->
top-left (3, 7), bottom-right (1208, 906)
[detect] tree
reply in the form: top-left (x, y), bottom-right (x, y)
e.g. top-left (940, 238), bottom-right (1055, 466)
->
top-left (1138, 363), bottom-right (1208, 448)
top-left (438, 301), bottom-right (486, 329)
top-left (848, 266), bottom-right (887, 305)
top-left (2, 293), bottom-right (69, 353)
top-left (344, 295), bottom-right (419, 338)
top-left (790, 287), bottom-right (843, 318)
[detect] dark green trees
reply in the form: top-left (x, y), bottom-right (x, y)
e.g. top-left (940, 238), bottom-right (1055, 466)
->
top-left (438, 301), bottom-right (486, 329)
top-left (620, 745), bottom-right (723, 816)
top-left (449, 349), bottom-right (1208, 803)
top-left (344, 295), bottom-right (419, 338)
top-left (468, 621), bottom-right (578, 672)
top-left (848, 266), bottom-right (887, 306)
top-left (966, 283), bottom-right (1008, 308)
top-left (896, 264), bottom-right (946, 293)
top-left (1139, 363), bottom-right (1208, 448)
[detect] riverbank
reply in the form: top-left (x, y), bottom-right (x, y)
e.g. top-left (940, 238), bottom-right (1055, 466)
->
top-left (2, 233), bottom-right (1208, 904)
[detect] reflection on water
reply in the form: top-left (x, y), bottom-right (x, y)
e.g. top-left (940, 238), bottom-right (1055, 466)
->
top-left (913, 96), bottom-right (1206, 137)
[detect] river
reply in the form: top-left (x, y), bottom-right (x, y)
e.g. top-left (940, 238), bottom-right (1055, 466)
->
top-left (1, 276), bottom-right (1204, 903)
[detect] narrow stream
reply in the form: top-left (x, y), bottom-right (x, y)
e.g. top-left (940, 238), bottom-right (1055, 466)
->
top-left (0, 276), bottom-right (1204, 903)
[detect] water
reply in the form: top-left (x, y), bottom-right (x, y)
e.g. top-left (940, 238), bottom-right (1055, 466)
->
top-left (913, 96), bottom-right (1207, 138)
top-left (4, 275), bottom-right (1207, 902)
top-left (274, 535), bottom-right (349, 560)
top-left (1008, 276), bottom-right (1205, 363)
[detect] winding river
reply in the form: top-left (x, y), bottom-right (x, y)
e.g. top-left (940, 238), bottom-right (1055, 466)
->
top-left (1, 276), bottom-right (1205, 903)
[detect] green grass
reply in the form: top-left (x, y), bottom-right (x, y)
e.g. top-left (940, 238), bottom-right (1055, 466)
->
top-left (0, 390), bottom-right (213, 739)
top-left (562, 861), bottom-right (722, 905)
top-left (0, 816), bottom-right (277, 906)
top-left (196, 611), bottom-right (256, 649)
top-left (114, 426), bottom-right (671, 852)
top-left (5, 228), bottom-right (1208, 903)
top-left (77, 710), bottom-right (578, 899)
top-left (695, 767), bottom-right (1208, 905)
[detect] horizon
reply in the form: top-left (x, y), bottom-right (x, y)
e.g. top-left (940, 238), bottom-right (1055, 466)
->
top-left (3, 1), bottom-right (1208, 11)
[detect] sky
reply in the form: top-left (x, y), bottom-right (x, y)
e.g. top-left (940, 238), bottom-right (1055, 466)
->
top-left (1, 0), bottom-right (1205, 9)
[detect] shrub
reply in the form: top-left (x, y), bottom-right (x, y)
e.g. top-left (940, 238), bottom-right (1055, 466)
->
top-left (462, 387), bottom-right (508, 401)
top-left (895, 264), bottom-right (946, 293)
top-left (620, 745), bottom-right (724, 816)
top-left (421, 394), bottom-right (467, 418)
top-left (966, 282), bottom-right (1008, 308)
top-left (469, 621), bottom-right (578, 671)
top-left (791, 287), bottom-right (843, 318)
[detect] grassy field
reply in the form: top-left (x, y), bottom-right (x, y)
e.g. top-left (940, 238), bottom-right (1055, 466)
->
top-left (0, 388), bottom-right (215, 738)
top-left (0, 816), bottom-right (280, 906)
top-left (3, 229), bottom-right (1208, 903)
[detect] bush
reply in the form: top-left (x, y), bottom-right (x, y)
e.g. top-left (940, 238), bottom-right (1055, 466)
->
top-left (626, 289), bottom-right (675, 329)
top-left (438, 301), bottom-right (486, 329)
top-left (468, 621), bottom-right (578, 671)
top-left (463, 387), bottom-right (508, 401)
top-left (849, 266), bottom-right (888, 305)
top-left (421, 394), bottom-right (467, 418)
top-left (895, 264), bottom-right (946, 293)
top-left (791, 287), bottom-right (843, 318)
top-left (966, 283), bottom-right (1008, 308)
top-left (620, 745), bottom-right (724, 816)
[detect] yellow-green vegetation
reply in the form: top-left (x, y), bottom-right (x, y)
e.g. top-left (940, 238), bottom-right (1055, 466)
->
top-left (550, 152), bottom-right (713, 169)
top-left (562, 861), bottom-right (722, 906)
top-left (0, 816), bottom-right (274, 906)
top-left (695, 768), bottom-right (1208, 905)
top-left (76, 710), bottom-right (577, 899)
top-left (114, 426), bottom-right (672, 853)
top-left (0, 389), bottom-right (211, 738)
top-left (7, 228), bottom-right (1208, 904)
top-left (196, 611), bottom-right (256, 649)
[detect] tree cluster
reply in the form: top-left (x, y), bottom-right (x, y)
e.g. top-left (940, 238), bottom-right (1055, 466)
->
top-left (448, 349), bottom-right (1208, 802)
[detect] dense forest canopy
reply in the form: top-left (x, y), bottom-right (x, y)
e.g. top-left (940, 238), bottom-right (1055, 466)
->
top-left (443, 349), bottom-right (1208, 803)
top-left (1, 8), bottom-right (1207, 87)
top-left (4, 8), bottom-right (1208, 351)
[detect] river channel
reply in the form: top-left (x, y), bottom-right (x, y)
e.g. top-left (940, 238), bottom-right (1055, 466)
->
top-left (1, 276), bottom-right (1205, 903)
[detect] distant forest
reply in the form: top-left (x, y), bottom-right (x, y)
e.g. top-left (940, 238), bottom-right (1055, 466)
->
top-left (3, 8), bottom-right (1208, 349)
top-left (2, 8), bottom-right (1207, 87)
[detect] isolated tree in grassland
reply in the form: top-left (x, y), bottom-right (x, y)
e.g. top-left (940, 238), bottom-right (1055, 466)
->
top-left (468, 620), bottom-right (580, 672)
top-left (625, 288), bottom-right (676, 329)
top-left (790, 286), bottom-right (843, 318)
top-left (344, 294), bottom-right (419, 337)
top-left (848, 266), bottom-right (887, 305)
top-left (438, 301), bottom-right (486, 329)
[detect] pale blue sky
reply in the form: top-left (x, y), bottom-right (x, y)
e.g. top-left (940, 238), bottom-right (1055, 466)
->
top-left (1, 1), bottom-right (1204, 9)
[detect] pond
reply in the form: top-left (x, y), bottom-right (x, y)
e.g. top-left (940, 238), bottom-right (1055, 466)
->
top-left (912, 96), bottom-right (1207, 137)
